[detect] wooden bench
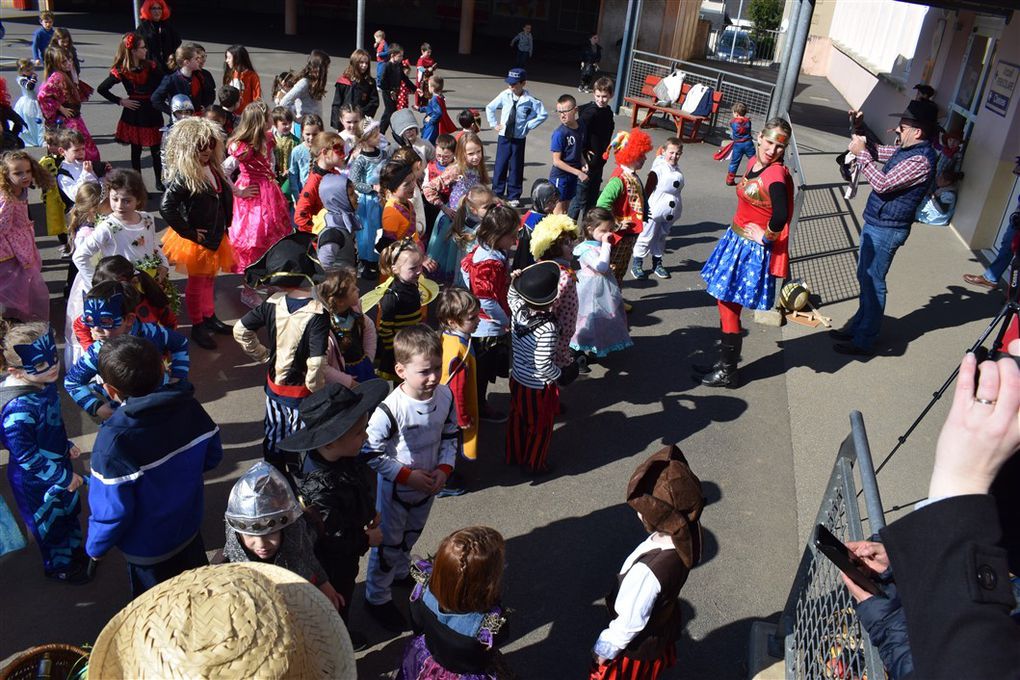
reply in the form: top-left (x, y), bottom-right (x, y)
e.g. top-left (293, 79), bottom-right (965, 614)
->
top-left (623, 75), bottom-right (723, 143)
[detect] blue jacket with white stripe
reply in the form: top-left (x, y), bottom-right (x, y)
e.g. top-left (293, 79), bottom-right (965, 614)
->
top-left (86, 382), bottom-right (221, 564)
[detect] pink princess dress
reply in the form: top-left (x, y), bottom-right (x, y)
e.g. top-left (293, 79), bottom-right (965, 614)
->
top-left (0, 189), bottom-right (50, 322)
top-left (37, 71), bottom-right (99, 162)
top-left (227, 132), bottom-right (293, 271)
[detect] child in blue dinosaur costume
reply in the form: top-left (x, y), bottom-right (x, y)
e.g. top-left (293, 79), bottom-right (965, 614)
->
top-left (0, 321), bottom-right (89, 583)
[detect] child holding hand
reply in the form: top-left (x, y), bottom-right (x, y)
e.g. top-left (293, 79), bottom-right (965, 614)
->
top-left (364, 325), bottom-right (461, 633)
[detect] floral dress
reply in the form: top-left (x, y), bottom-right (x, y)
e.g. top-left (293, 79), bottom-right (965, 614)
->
top-left (570, 239), bottom-right (632, 357)
top-left (37, 71), bottom-right (99, 161)
top-left (227, 133), bottom-right (294, 271)
top-left (72, 212), bottom-right (168, 287)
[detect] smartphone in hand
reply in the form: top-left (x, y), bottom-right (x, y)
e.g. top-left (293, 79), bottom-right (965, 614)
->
top-left (814, 524), bottom-right (882, 596)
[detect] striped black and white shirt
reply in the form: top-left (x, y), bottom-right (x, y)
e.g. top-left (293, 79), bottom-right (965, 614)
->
top-left (509, 287), bottom-right (562, 389)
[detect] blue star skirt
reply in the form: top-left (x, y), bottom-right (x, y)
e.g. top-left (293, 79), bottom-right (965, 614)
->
top-left (700, 228), bottom-right (776, 310)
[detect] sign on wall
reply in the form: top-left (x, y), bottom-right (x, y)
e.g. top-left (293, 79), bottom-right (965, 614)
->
top-left (985, 59), bottom-right (1019, 118)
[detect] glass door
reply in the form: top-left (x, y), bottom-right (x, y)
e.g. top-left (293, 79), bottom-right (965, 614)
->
top-left (946, 23), bottom-right (1000, 143)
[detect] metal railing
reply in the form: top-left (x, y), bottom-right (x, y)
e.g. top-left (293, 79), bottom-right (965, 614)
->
top-left (705, 27), bottom-right (784, 68)
top-left (624, 50), bottom-right (776, 137)
top-left (771, 411), bottom-right (888, 680)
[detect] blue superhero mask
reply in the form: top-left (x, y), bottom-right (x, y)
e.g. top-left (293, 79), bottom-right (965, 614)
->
top-left (82, 292), bottom-right (127, 330)
top-left (12, 327), bottom-right (58, 375)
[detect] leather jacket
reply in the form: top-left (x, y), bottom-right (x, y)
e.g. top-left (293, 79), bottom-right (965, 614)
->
top-left (159, 174), bottom-right (233, 251)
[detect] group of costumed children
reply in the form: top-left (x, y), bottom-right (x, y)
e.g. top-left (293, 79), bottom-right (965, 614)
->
top-left (0, 23), bottom-right (781, 671)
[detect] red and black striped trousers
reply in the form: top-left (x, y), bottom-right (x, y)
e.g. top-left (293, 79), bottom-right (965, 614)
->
top-left (505, 378), bottom-right (558, 472)
top-left (589, 645), bottom-right (677, 680)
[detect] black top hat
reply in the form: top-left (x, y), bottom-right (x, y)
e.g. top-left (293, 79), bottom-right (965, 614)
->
top-left (244, 232), bottom-right (325, 289)
top-left (511, 261), bottom-right (561, 306)
top-left (912, 83), bottom-right (935, 98)
top-left (889, 99), bottom-right (938, 127)
top-left (276, 381), bottom-right (390, 452)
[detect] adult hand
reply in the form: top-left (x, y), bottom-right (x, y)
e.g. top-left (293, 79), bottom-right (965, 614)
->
top-left (96, 403), bottom-right (116, 421)
top-left (120, 98), bottom-right (140, 110)
top-left (845, 540), bottom-right (890, 575)
top-left (840, 572), bottom-right (875, 604)
top-left (405, 469), bottom-right (435, 494)
top-left (236, 185), bottom-right (259, 199)
top-left (848, 135), bottom-right (867, 156)
top-left (494, 123), bottom-right (503, 134)
top-left (743, 222), bottom-right (768, 245)
top-left (68, 445), bottom-right (82, 460)
top-left (928, 342), bottom-right (1020, 499)
top-left (366, 525), bottom-right (383, 547)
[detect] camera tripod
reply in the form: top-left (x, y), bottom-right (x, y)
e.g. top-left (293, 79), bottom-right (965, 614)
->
top-left (871, 255), bottom-right (1020, 477)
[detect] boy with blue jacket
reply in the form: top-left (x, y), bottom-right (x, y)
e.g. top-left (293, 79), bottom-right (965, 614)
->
top-left (485, 68), bottom-right (547, 207)
top-left (86, 334), bottom-right (222, 597)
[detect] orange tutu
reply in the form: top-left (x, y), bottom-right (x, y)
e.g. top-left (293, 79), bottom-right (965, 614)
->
top-left (162, 231), bottom-right (236, 277)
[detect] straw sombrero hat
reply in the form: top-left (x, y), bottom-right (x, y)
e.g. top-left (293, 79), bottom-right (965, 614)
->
top-left (88, 562), bottom-right (356, 679)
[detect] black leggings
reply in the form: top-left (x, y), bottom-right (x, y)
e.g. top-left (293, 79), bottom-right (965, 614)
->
top-left (130, 144), bottom-right (163, 185)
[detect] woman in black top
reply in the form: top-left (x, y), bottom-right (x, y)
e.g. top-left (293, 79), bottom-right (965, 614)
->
top-left (137, 0), bottom-right (181, 75)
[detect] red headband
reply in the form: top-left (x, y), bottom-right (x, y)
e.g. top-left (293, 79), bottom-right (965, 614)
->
top-left (124, 33), bottom-right (137, 50)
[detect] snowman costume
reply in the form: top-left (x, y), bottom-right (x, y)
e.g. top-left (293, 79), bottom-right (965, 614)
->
top-left (634, 155), bottom-right (684, 260)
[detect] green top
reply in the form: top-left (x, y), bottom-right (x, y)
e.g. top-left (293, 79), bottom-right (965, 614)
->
top-left (596, 176), bottom-right (624, 210)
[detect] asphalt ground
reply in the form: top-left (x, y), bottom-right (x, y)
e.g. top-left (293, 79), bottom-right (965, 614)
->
top-left (0, 9), bottom-right (1003, 679)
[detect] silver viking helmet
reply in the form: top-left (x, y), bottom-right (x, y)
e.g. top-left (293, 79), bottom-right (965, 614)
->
top-left (225, 462), bottom-right (302, 536)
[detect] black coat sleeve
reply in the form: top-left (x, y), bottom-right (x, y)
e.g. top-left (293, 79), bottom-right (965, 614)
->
top-left (767, 180), bottom-right (790, 233)
top-left (151, 73), bottom-right (173, 114)
top-left (879, 495), bottom-right (1020, 680)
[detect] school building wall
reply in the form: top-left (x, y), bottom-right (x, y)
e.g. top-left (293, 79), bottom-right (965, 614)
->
top-left (819, 1), bottom-right (1020, 250)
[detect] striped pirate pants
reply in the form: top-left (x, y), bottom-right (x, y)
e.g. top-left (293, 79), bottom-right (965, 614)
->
top-left (505, 378), bottom-right (558, 472)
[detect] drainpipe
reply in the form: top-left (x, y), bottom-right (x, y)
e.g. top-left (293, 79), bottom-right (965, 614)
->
top-left (777, 0), bottom-right (815, 117)
top-left (770, 0), bottom-right (802, 119)
top-left (613, 0), bottom-right (641, 113)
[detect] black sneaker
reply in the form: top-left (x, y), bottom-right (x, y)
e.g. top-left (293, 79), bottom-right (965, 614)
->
top-left (828, 328), bottom-right (854, 342)
top-left (365, 600), bottom-right (409, 633)
top-left (45, 562), bottom-right (92, 585)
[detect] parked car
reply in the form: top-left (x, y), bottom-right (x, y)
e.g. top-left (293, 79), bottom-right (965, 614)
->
top-left (715, 29), bottom-right (756, 62)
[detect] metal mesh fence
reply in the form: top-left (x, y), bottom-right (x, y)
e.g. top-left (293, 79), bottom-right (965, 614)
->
top-left (777, 412), bottom-right (887, 680)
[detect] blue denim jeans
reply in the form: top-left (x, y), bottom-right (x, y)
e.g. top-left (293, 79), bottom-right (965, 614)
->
top-left (982, 225), bottom-right (1016, 284)
top-left (849, 222), bottom-right (910, 349)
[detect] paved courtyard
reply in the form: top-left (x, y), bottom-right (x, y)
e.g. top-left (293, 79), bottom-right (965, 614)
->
top-left (0, 9), bottom-right (1003, 678)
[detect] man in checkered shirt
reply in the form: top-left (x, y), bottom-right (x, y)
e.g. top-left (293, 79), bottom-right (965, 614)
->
top-left (831, 99), bottom-right (938, 357)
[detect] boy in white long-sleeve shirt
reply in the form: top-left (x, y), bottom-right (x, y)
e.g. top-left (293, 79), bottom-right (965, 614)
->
top-left (363, 324), bottom-right (460, 633)
top-left (56, 130), bottom-right (98, 210)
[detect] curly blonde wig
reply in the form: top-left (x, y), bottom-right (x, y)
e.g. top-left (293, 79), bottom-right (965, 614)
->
top-left (530, 214), bottom-right (579, 259)
top-left (162, 117), bottom-right (227, 193)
